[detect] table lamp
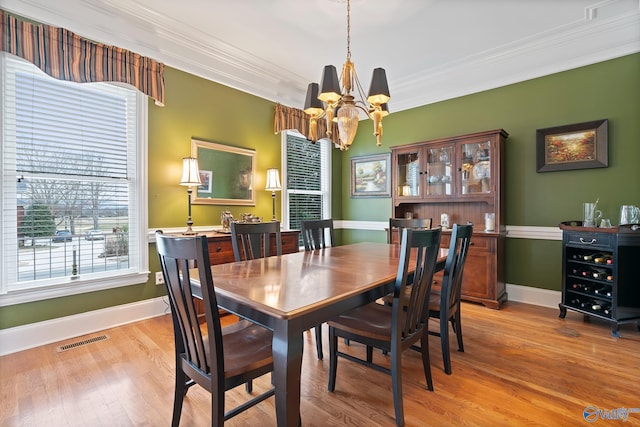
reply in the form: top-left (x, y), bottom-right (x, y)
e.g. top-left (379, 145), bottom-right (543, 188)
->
top-left (265, 168), bottom-right (281, 221)
top-left (179, 157), bottom-right (202, 235)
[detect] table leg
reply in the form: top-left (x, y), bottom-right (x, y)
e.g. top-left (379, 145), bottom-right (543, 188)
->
top-left (273, 323), bottom-right (304, 426)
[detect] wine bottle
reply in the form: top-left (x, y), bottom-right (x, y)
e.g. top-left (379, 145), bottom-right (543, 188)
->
top-left (594, 254), bottom-right (613, 264)
top-left (571, 283), bottom-right (582, 290)
top-left (603, 305), bottom-right (611, 315)
top-left (594, 285), bottom-right (612, 297)
top-left (592, 268), bottom-right (608, 280)
top-left (591, 302), bottom-right (602, 311)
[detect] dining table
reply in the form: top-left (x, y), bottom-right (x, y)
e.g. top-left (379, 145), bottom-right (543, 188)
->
top-left (191, 241), bottom-right (448, 426)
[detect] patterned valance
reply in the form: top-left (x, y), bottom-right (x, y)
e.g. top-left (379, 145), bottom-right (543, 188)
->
top-left (274, 103), bottom-right (339, 145)
top-left (0, 9), bottom-right (165, 105)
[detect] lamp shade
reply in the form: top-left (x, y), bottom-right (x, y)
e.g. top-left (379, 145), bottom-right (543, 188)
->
top-left (304, 83), bottom-right (324, 116)
top-left (180, 157), bottom-right (202, 186)
top-left (318, 65), bottom-right (341, 104)
top-left (367, 67), bottom-right (391, 105)
top-left (265, 168), bottom-right (281, 191)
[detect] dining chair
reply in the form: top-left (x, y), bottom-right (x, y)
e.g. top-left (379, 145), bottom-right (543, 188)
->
top-left (300, 218), bottom-right (336, 360)
top-left (384, 223), bottom-right (473, 374)
top-left (327, 227), bottom-right (442, 427)
top-left (301, 218), bottom-right (335, 251)
top-left (230, 221), bottom-right (282, 261)
top-left (427, 223), bottom-right (473, 375)
top-left (387, 217), bottom-right (432, 244)
top-left (156, 231), bottom-right (274, 426)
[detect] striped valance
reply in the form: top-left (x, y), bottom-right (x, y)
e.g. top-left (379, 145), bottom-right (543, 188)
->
top-left (274, 103), bottom-right (339, 145)
top-left (0, 9), bottom-right (165, 105)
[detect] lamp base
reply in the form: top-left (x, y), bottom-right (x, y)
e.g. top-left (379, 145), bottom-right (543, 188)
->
top-left (271, 191), bottom-right (277, 222)
top-left (183, 216), bottom-right (197, 235)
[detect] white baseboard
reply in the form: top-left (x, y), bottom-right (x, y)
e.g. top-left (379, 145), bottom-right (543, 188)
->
top-left (0, 284), bottom-right (561, 356)
top-left (506, 283), bottom-right (561, 309)
top-left (0, 296), bottom-right (169, 356)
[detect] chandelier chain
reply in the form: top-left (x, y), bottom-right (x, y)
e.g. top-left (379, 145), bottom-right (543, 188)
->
top-left (346, 0), bottom-right (351, 61)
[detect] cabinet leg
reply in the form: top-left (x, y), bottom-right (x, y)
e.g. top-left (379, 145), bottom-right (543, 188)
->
top-left (611, 324), bottom-right (621, 338)
top-left (558, 304), bottom-right (567, 319)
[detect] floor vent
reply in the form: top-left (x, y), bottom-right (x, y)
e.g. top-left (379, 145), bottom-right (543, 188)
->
top-left (56, 334), bottom-right (109, 352)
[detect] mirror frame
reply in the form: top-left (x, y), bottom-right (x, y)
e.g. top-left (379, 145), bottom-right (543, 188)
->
top-left (191, 138), bottom-right (256, 206)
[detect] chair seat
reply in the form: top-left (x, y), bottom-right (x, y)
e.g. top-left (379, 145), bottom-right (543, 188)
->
top-left (215, 320), bottom-right (273, 378)
top-left (382, 288), bottom-right (441, 312)
top-left (327, 303), bottom-right (393, 343)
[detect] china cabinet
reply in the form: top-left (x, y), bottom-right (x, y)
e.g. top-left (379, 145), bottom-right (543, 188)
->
top-left (559, 222), bottom-right (640, 337)
top-left (391, 129), bottom-right (508, 308)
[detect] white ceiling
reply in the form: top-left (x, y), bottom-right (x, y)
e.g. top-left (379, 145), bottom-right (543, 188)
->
top-left (2, 0), bottom-right (639, 113)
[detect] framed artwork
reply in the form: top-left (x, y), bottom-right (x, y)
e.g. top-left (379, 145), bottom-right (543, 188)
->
top-left (536, 119), bottom-right (608, 172)
top-left (198, 170), bottom-right (212, 193)
top-left (350, 153), bottom-right (391, 197)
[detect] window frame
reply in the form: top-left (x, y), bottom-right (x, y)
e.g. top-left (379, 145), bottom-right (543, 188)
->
top-left (281, 131), bottom-right (331, 234)
top-left (0, 54), bottom-right (149, 306)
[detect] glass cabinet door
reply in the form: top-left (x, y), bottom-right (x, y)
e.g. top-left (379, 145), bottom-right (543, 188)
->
top-left (426, 146), bottom-right (453, 196)
top-left (460, 140), bottom-right (492, 195)
top-left (396, 150), bottom-right (421, 197)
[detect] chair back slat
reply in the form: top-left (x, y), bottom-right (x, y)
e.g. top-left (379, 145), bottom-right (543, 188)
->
top-left (392, 228), bottom-right (441, 340)
top-left (301, 219), bottom-right (335, 250)
top-left (156, 232), bottom-right (224, 383)
top-left (387, 217), bottom-right (432, 244)
top-left (231, 222), bottom-right (282, 261)
top-left (441, 223), bottom-right (473, 313)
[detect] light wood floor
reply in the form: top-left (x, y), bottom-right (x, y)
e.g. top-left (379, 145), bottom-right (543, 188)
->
top-left (1, 301), bottom-right (639, 426)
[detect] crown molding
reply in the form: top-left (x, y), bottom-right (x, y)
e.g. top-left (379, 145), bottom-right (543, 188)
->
top-left (3, 0), bottom-right (639, 111)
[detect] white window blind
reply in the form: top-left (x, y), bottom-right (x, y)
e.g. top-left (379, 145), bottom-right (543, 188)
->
top-left (0, 53), bottom-right (148, 303)
top-left (282, 132), bottom-right (331, 242)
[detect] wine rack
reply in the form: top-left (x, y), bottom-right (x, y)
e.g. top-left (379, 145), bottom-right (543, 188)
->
top-left (559, 222), bottom-right (640, 337)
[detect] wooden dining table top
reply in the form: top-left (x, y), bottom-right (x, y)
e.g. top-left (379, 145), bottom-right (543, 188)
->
top-left (195, 242), bottom-right (448, 320)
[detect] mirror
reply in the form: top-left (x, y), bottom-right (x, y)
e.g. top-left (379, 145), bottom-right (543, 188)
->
top-left (191, 139), bottom-right (256, 205)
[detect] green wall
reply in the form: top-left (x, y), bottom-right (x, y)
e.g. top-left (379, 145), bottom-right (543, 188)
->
top-left (148, 67), bottom-right (283, 227)
top-left (338, 53), bottom-right (640, 291)
top-left (2, 54), bottom-right (638, 329)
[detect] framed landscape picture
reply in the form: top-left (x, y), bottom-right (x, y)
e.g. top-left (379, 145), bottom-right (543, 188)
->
top-left (350, 153), bottom-right (391, 197)
top-left (536, 119), bottom-right (608, 172)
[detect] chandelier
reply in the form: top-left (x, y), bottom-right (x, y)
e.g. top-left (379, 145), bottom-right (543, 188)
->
top-left (303, 0), bottom-right (390, 150)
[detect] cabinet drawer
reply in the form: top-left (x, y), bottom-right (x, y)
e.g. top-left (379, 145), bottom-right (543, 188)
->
top-left (207, 231), bottom-right (299, 265)
top-left (207, 239), bottom-right (236, 265)
top-left (566, 232), bottom-right (612, 249)
top-left (441, 234), bottom-right (489, 251)
top-left (281, 233), bottom-right (300, 254)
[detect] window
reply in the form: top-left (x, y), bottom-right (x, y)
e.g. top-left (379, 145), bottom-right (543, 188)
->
top-left (0, 54), bottom-right (148, 304)
top-left (282, 131), bottom-right (331, 243)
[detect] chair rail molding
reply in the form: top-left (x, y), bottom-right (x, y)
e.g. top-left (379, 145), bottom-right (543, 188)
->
top-left (330, 221), bottom-right (562, 241)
